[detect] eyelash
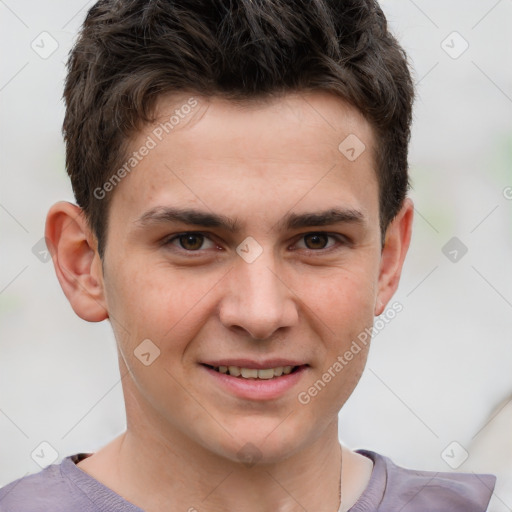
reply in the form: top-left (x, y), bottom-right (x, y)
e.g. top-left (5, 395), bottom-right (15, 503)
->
top-left (162, 231), bottom-right (349, 255)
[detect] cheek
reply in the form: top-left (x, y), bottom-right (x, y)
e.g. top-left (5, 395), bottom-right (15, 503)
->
top-left (296, 264), bottom-right (375, 402)
top-left (302, 264), bottom-right (378, 335)
top-left (105, 261), bottom-right (220, 350)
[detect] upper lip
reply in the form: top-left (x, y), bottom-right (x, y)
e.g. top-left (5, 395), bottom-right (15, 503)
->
top-left (201, 359), bottom-right (308, 369)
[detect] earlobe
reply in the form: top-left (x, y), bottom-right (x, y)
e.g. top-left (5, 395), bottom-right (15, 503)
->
top-left (45, 201), bottom-right (108, 322)
top-left (374, 198), bottom-right (414, 316)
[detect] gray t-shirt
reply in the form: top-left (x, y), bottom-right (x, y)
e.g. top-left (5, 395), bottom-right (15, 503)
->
top-left (0, 449), bottom-right (496, 511)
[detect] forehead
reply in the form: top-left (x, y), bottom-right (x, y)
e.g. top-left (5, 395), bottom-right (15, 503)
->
top-left (149, 90), bottom-right (375, 165)
top-left (109, 91), bottom-right (379, 233)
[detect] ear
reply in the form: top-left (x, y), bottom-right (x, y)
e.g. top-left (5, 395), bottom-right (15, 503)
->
top-left (374, 198), bottom-right (414, 316)
top-left (45, 201), bottom-right (108, 322)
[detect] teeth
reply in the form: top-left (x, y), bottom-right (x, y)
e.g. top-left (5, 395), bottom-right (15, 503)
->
top-left (257, 368), bottom-right (275, 380)
top-left (228, 365), bottom-right (241, 377)
top-left (213, 365), bottom-right (298, 379)
top-left (241, 368), bottom-right (258, 378)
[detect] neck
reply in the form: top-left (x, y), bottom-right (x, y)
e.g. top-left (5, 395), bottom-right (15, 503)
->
top-left (114, 423), bottom-right (343, 512)
top-left (77, 374), bottom-right (373, 512)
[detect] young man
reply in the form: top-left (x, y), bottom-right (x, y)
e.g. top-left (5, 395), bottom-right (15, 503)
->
top-left (0, 0), bottom-right (496, 510)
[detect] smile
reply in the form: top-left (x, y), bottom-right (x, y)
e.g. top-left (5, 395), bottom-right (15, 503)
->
top-left (200, 363), bottom-right (308, 400)
top-left (206, 364), bottom-right (298, 379)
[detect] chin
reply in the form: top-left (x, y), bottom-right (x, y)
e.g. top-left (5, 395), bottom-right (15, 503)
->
top-left (201, 418), bottom-right (311, 466)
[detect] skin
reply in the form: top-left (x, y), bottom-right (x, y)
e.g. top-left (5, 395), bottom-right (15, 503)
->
top-left (46, 91), bottom-right (413, 512)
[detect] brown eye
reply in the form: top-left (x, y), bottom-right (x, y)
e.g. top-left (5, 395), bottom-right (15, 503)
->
top-left (178, 233), bottom-right (205, 250)
top-left (163, 232), bottom-right (217, 253)
top-left (303, 233), bottom-right (329, 250)
top-left (294, 232), bottom-right (346, 253)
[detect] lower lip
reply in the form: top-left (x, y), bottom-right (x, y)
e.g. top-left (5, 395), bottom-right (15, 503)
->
top-left (201, 365), bottom-right (308, 401)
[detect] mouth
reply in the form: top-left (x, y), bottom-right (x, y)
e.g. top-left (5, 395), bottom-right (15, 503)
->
top-left (200, 362), bottom-right (309, 400)
top-left (202, 364), bottom-right (303, 380)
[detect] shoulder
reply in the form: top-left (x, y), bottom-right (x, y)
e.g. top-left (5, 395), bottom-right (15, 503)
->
top-left (356, 450), bottom-right (496, 512)
top-left (0, 455), bottom-right (92, 512)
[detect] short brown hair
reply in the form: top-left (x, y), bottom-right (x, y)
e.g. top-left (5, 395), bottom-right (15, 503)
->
top-left (63, 0), bottom-right (414, 257)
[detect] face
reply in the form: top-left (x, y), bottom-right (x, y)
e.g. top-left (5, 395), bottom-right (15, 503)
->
top-left (87, 91), bottom-right (405, 463)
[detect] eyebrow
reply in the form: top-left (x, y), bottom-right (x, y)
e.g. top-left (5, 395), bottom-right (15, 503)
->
top-left (134, 206), bottom-right (365, 233)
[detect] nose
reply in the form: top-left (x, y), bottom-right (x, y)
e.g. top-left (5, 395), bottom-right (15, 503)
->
top-left (218, 250), bottom-right (299, 341)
